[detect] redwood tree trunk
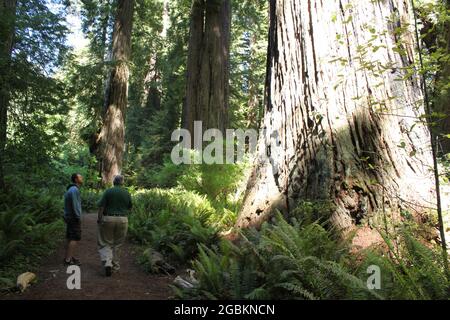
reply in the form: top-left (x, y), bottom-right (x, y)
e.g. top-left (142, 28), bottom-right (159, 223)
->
top-left (436, 0), bottom-right (450, 154)
top-left (100, 0), bottom-right (135, 185)
top-left (141, 0), bottom-right (170, 112)
top-left (247, 33), bottom-right (260, 129)
top-left (237, 0), bottom-right (435, 232)
top-left (0, 0), bottom-right (17, 191)
top-left (183, 0), bottom-right (231, 136)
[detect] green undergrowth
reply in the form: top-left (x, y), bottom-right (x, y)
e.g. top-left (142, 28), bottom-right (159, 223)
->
top-left (128, 162), bottom-right (248, 269)
top-left (172, 203), bottom-right (450, 300)
top-left (128, 188), bottom-right (236, 267)
top-left (0, 175), bottom-right (65, 291)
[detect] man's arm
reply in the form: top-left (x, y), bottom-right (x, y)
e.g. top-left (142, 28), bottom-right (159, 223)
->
top-left (97, 193), bottom-right (106, 223)
top-left (72, 188), bottom-right (82, 219)
top-left (97, 207), bottom-right (104, 224)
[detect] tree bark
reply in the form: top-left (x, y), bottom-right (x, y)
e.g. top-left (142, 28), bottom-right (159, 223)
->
top-left (88, 0), bottom-right (113, 165)
top-left (183, 0), bottom-right (204, 138)
top-left (237, 0), bottom-right (435, 232)
top-left (141, 0), bottom-right (170, 112)
top-left (435, 0), bottom-right (450, 154)
top-left (100, 0), bottom-right (135, 185)
top-left (0, 0), bottom-right (17, 191)
top-left (183, 0), bottom-right (231, 137)
top-left (246, 33), bottom-right (259, 129)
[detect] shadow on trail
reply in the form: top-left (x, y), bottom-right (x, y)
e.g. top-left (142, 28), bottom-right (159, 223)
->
top-left (2, 213), bottom-right (174, 300)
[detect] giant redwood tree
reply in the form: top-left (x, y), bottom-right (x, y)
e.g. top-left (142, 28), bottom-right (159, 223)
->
top-left (0, 0), bottom-right (17, 191)
top-left (99, 0), bottom-right (135, 185)
top-left (237, 0), bottom-right (436, 232)
top-left (435, 0), bottom-right (450, 154)
top-left (183, 0), bottom-right (231, 135)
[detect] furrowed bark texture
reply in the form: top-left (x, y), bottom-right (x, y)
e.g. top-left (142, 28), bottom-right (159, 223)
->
top-left (183, 0), bottom-right (231, 136)
top-left (0, 0), bottom-right (17, 191)
top-left (237, 0), bottom-right (435, 230)
top-left (100, 0), bottom-right (135, 185)
top-left (436, 0), bottom-right (450, 154)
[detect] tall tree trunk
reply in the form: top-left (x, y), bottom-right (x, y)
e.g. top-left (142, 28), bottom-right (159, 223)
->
top-left (100, 0), bottom-right (135, 185)
top-left (183, 0), bottom-right (231, 138)
top-left (89, 0), bottom-right (113, 170)
top-left (247, 32), bottom-right (260, 129)
top-left (237, 0), bottom-right (435, 232)
top-left (0, 0), bottom-right (17, 191)
top-left (141, 0), bottom-right (170, 112)
top-left (142, 53), bottom-right (161, 111)
top-left (435, 0), bottom-right (450, 154)
top-left (183, 0), bottom-right (204, 138)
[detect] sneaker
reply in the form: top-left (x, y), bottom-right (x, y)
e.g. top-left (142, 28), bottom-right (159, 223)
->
top-left (105, 266), bottom-right (112, 277)
top-left (71, 257), bottom-right (82, 266)
top-left (63, 257), bottom-right (81, 266)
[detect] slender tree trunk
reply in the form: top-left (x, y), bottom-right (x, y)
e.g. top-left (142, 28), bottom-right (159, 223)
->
top-left (100, 0), bottom-right (113, 115)
top-left (100, 0), bottom-right (135, 185)
top-left (237, 0), bottom-right (435, 233)
top-left (141, 0), bottom-right (170, 112)
top-left (435, 0), bottom-right (450, 154)
top-left (247, 33), bottom-right (260, 129)
top-left (99, 0), bottom-right (112, 61)
top-left (0, 0), bottom-right (17, 191)
top-left (142, 54), bottom-right (161, 111)
top-left (183, 0), bottom-right (231, 138)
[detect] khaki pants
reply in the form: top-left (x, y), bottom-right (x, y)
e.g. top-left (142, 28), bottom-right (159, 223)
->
top-left (97, 216), bottom-right (128, 269)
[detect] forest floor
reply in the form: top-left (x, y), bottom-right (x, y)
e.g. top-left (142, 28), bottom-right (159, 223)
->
top-left (1, 213), bottom-right (175, 300)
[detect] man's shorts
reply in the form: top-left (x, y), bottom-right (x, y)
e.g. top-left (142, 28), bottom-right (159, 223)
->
top-left (65, 217), bottom-right (81, 241)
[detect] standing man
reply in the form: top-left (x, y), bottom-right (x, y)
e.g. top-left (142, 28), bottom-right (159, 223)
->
top-left (97, 175), bottom-right (132, 277)
top-left (63, 173), bottom-right (83, 266)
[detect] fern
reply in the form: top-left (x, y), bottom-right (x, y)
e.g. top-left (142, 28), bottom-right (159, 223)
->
top-left (0, 184), bottom-right (64, 290)
top-left (171, 201), bottom-right (449, 300)
top-left (359, 227), bottom-right (450, 300)
top-left (129, 188), bottom-right (219, 266)
top-left (274, 282), bottom-right (318, 300)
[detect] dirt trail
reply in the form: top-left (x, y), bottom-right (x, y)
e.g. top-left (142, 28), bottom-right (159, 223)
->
top-left (3, 213), bottom-right (174, 300)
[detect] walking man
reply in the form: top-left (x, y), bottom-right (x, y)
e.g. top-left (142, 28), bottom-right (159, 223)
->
top-left (64, 173), bottom-right (83, 266)
top-left (97, 175), bottom-right (132, 277)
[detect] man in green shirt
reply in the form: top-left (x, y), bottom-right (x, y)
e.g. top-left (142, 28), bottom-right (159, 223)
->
top-left (97, 175), bottom-right (132, 277)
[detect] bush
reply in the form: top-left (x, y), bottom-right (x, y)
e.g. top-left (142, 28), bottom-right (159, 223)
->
top-left (176, 211), bottom-right (378, 300)
top-left (177, 162), bottom-right (249, 204)
top-left (81, 188), bottom-right (101, 212)
top-left (136, 157), bottom-right (188, 189)
top-left (128, 188), bottom-right (223, 266)
top-left (135, 154), bottom-right (250, 205)
top-left (53, 143), bottom-right (101, 189)
top-left (128, 158), bottom-right (248, 271)
top-left (0, 180), bottom-right (64, 291)
top-left (176, 203), bottom-right (450, 300)
top-left (356, 228), bottom-right (450, 300)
